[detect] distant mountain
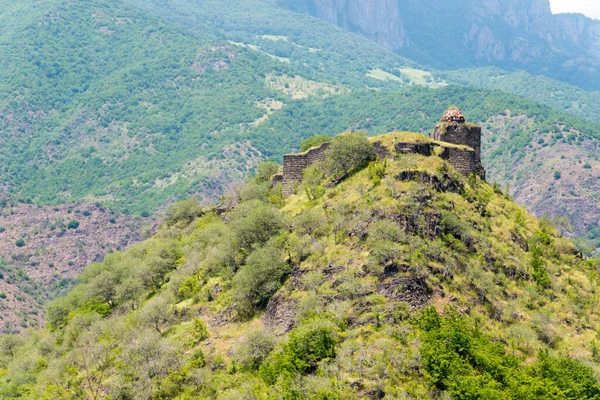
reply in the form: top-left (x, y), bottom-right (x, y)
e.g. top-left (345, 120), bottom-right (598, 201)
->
top-left (0, 197), bottom-right (148, 333)
top-left (281, 0), bottom-right (600, 90)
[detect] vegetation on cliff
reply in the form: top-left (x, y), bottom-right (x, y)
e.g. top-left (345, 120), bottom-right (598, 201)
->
top-left (1, 132), bottom-right (599, 399)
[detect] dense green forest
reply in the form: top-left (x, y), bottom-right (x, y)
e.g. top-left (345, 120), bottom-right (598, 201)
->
top-left (0, 0), bottom-right (599, 245)
top-left (1, 132), bottom-right (599, 398)
top-left (445, 68), bottom-right (600, 121)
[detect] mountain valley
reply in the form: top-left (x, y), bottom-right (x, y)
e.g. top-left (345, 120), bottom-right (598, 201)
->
top-left (0, 1), bottom-right (600, 397)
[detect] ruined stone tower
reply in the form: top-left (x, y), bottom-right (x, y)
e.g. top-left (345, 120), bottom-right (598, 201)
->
top-left (432, 107), bottom-right (485, 179)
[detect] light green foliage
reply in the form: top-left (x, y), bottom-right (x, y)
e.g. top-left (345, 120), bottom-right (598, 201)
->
top-left (303, 163), bottom-right (326, 201)
top-left (368, 160), bottom-right (387, 186)
top-left (229, 200), bottom-right (283, 257)
top-left (166, 197), bottom-right (204, 227)
top-left (235, 330), bottom-right (276, 371)
top-left (2, 134), bottom-right (600, 398)
top-left (233, 245), bottom-right (290, 317)
top-left (254, 162), bottom-right (280, 184)
top-left (531, 245), bottom-right (551, 289)
top-left (300, 135), bottom-right (333, 152)
top-left (295, 208), bottom-right (328, 238)
top-left (325, 132), bottom-right (376, 177)
top-left (368, 219), bottom-right (405, 265)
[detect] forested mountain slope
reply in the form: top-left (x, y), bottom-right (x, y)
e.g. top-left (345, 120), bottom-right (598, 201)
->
top-left (281, 0), bottom-right (600, 90)
top-left (444, 68), bottom-right (600, 121)
top-left (1, 0), bottom-right (599, 247)
top-left (0, 0), bottom-right (418, 216)
top-left (1, 132), bottom-right (599, 398)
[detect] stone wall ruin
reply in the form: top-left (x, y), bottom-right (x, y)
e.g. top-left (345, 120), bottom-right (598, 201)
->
top-left (277, 107), bottom-right (485, 196)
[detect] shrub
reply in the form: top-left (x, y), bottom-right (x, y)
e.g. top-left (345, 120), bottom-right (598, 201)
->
top-left (192, 318), bottom-right (210, 342)
top-left (554, 170), bottom-right (561, 180)
top-left (232, 246), bottom-right (290, 316)
top-left (325, 132), bottom-right (376, 177)
top-left (166, 197), bottom-right (203, 226)
top-left (239, 181), bottom-right (271, 202)
top-left (259, 318), bottom-right (338, 384)
top-left (235, 330), bottom-right (276, 371)
top-left (254, 161), bottom-right (280, 183)
top-left (67, 220), bottom-right (80, 229)
top-left (230, 200), bottom-right (283, 255)
top-left (15, 239), bottom-right (25, 248)
top-left (303, 163), bottom-right (326, 201)
top-left (368, 220), bottom-right (404, 265)
top-left (531, 245), bottom-right (551, 288)
top-left (295, 208), bottom-right (328, 238)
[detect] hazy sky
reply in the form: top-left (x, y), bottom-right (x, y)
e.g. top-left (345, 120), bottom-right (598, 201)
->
top-left (550, 0), bottom-right (600, 19)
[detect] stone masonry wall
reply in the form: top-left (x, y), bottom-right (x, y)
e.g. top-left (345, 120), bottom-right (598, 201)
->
top-left (441, 148), bottom-right (485, 179)
top-left (432, 122), bottom-right (481, 160)
top-left (282, 142), bottom-right (331, 196)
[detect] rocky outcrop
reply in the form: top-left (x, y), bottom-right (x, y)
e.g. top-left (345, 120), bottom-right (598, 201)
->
top-left (282, 0), bottom-right (408, 51)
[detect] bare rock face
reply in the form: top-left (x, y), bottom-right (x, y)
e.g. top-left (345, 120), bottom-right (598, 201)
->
top-left (283, 0), bottom-right (600, 88)
top-left (284, 0), bottom-right (408, 51)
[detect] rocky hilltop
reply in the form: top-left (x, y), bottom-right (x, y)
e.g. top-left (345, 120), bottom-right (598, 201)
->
top-left (2, 120), bottom-right (598, 398)
top-left (281, 0), bottom-right (600, 88)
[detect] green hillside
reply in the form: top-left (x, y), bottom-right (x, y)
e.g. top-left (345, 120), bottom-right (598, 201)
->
top-left (0, 0), bottom-right (416, 216)
top-left (445, 68), bottom-right (600, 121)
top-left (1, 0), bottom-right (599, 248)
top-left (1, 132), bottom-right (599, 398)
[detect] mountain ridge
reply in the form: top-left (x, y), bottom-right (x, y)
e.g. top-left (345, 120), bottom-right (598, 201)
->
top-left (280, 0), bottom-right (600, 89)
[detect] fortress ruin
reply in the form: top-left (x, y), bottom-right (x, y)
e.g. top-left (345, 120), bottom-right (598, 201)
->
top-left (275, 107), bottom-right (485, 196)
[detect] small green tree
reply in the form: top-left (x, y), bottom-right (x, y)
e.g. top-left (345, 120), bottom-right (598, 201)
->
top-left (232, 246), bottom-right (290, 317)
top-left (531, 245), bottom-right (551, 288)
top-left (325, 132), bottom-right (376, 177)
top-left (254, 162), bottom-right (280, 183)
top-left (67, 220), bottom-right (80, 229)
top-left (554, 170), bottom-right (561, 180)
top-left (15, 239), bottom-right (25, 247)
top-left (302, 163), bottom-right (325, 201)
top-left (235, 330), bottom-right (276, 371)
top-left (166, 197), bottom-right (203, 226)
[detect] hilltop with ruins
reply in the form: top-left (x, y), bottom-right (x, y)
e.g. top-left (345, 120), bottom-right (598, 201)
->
top-left (275, 107), bottom-right (486, 196)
